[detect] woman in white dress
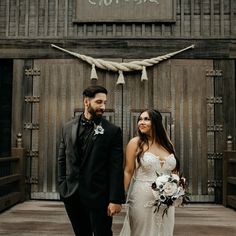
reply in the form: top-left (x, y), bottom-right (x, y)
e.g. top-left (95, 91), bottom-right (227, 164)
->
top-left (120, 109), bottom-right (180, 236)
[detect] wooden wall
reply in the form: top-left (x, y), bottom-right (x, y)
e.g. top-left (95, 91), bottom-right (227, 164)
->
top-left (11, 57), bottom-right (235, 201)
top-left (0, 0), bottom-right (235, 38)
top-left (1, 0), bottom-right (235, 202)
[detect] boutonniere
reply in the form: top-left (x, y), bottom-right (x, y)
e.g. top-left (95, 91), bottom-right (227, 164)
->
top-left (94, 124), bottom-right (104, 135)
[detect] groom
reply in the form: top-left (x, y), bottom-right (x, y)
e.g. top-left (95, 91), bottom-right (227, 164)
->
top-left (57, 85), bottom-right (125, 236)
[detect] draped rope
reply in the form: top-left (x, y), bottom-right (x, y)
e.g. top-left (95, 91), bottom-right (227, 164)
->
top-left (51, 44), bottom-right (194, 84)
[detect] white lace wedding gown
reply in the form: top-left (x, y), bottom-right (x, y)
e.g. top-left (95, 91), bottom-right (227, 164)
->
top-left (120, 152), bottom-right (177, 236)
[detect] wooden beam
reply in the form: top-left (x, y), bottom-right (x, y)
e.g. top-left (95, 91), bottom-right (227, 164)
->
top-left (0, 174), bottom-right (21, 186)
top-left (0, 157), bottom-right (19, 162)
top-left (0, 39), bottom-right (234, 59)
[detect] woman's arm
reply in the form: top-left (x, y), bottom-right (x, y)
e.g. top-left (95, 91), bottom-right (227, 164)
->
top-left (124, 137), bottom-right (138, 192)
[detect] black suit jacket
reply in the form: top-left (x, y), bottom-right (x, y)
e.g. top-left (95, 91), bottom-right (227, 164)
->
top-left (57, 115), bottom-right (125, 208)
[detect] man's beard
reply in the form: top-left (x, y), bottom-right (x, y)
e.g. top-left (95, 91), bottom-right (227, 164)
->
top-left (87, 104), bottom-right (104, 119)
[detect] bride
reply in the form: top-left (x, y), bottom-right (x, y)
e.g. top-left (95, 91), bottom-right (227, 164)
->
top-left (120, 109), bottom-right (180, 236)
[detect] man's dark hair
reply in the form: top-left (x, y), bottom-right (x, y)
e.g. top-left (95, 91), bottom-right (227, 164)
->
top-left (83, 85), bottom-right (108, 98)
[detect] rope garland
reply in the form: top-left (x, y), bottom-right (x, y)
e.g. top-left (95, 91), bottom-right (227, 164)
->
top-left (51, 44), bottom-right (194, 84)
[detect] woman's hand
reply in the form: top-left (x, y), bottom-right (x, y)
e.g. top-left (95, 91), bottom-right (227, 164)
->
top-left (107, 203), bottom-right (122, 217)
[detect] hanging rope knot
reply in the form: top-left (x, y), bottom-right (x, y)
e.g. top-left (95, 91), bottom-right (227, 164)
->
top-left (141, 66), bottom-right (148, 82)
top-left (116, 70), bottom-right (125, 85)
top-left (90, 64), bottom-right (98, 80)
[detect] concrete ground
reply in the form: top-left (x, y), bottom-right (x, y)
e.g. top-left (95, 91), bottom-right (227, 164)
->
top-left (0, 201), bottom-right (235, 236)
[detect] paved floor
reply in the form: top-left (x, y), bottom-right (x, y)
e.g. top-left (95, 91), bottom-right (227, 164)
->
top-left (0, 201), bottom-right (236, 235)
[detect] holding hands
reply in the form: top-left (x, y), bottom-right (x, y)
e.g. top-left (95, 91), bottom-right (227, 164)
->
top-left (107, 203), bottom-right (122, 217)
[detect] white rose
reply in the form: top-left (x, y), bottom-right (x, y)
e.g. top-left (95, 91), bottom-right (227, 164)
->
top-left (156, 175), bottom-right (169, 186)
top-left (163, 182), bottom-right (178, 196)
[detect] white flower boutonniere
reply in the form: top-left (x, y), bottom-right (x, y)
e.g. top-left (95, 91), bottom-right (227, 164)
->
top-left (94, 124), bottom-right (104, 135)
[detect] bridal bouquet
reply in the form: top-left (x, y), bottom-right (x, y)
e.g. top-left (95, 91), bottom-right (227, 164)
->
top-left (151, 173), bottom-right (189, 216)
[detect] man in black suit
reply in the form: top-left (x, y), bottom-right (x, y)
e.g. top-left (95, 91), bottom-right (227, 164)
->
top-left (57, 85), bottom-right (125, 236)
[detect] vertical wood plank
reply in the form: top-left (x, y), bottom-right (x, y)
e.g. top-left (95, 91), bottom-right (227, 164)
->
top-left (220, 0), bottom-right (224, 36)
top-left (6, 0), bottom-right (10, 37)
top-left (190, 0), bottom-right (194, 36)
top-left (112, 24), bottom-right (116, 36)
top-left (151, 23), bottom-right (155, 36)
top-left (132, 23), bottom-right (135, 37)
top-left (64, 0), bottom-right (68, 36)
top-left (141, 23), bottom-right (145, 36)
top-left (93, 23), bottom-right (96, 36)
top-left (12, 60), bottom-right (25, 145)
top-left (83, 24), bottom-right (87, 36)
top-left (15, 0), bottom-right (19, 36)
top-left (25, 0), bottom-right (29, 36)
top-left (35, 0), bottom-right (39, 36)
top-left (103, 23), bottom-right (106, 36)
top-left (200, 0), bottom-right (204, 36)
top-left (210, 0), bottom-right (214, 36)
top-left (180, 0), bottom-right (184, 36)
top-left (54, 0), bottom-right (58, 36)
top-left (161, 24), bottom-right (165, 36)
top-left (230, 0), bottom-right (234, 35)
top-left (44, 0), bottom-right (48, 36)
top-left (122, 24), bottom-right (125, 36)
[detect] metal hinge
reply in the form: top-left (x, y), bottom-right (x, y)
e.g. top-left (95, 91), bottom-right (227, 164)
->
top-left (26, 150), bottom-right (39, 158)
top-left (206, 97), bottom-right (223, 104)
top-left (25, 68), bottom-right (40, 77)
top-left (207, 152), bottom-right (223, 159)
top-left (207, 125), bottom-right (223, 132)
top-left (25, 176), bottom-right (38, 184)
top-left (24, 123), bottom-right (39, 130)
top-left (24, 96), bottom-right (40, 103)
top-left (208, 180), bottom-right (222, 188)
top-left (206, 69), bottom-right (223, 77)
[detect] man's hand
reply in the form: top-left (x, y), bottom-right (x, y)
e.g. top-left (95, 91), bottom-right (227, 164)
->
top-left (107, 203), bottom-right (122, 217)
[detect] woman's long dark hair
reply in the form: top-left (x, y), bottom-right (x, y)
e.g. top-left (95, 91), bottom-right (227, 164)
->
top-left (136, 109), bottom-right (180, 172)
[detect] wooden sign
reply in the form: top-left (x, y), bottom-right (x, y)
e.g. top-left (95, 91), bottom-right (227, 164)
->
top-left (75, 0), bottom-right (176, 23)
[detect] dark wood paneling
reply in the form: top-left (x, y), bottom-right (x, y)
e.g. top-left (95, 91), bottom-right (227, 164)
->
top-left (0, 0), bottom-right (235, 38)
top-left (0, 39), bottom-right (235, 60)
top-left (28, 58), bottom-right (122, 199)
top-left (0, 59), bottom-right (13, 157)
top-left (214, 60), bottom-right (236, 149)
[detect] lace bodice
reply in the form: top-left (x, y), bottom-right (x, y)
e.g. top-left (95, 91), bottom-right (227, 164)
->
top-left (134, 152), bottom-right (176, 182)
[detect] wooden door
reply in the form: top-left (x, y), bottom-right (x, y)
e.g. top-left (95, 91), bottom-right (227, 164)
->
top-left (22, 58), bottom-right (221, 202)
top-left (123, 59), bottom-right (216, 202)
top-left (27, 59), bottom-right (122, 199)
top-left (153, 59), bottom-right (214, 202)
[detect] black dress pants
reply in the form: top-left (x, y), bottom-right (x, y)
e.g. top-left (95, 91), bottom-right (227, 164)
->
top-left (63, 193), bottom-right (113, 236)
